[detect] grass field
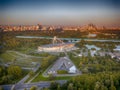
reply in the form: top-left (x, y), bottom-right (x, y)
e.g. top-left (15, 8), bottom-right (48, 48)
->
top-left (32, 73), bottom-right (72, 82)
top-left (0, 51), bottom-right (42, 67)
top-left (0, 52), bottom-right (16, 62)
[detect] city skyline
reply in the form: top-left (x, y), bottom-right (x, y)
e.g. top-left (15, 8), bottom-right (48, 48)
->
top-left (0, 0), bottom-right (120, 27)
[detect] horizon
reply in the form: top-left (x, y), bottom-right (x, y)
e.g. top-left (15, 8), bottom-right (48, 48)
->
top-left (1, 23), bottom-right (120, 28)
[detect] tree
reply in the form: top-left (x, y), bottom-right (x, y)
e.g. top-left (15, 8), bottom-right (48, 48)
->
top-left (7, 65), bottom-right (22, 78)
top-left (109, 85), bottom-right (116, 90)
top-left (29, 71), bottom-right (35, 77)
top-left (91, 48), bottom-right (96, 51)
top-left (101, 85), bottom-right (108, 90)
top-left (67, 83), bottom-right (73, 90)
top-left (94, 81), bottom-right (101, 90)
top-left (0, 67), bottom-right (3, 77)
top-left (42, 88), bottom-right (49, 90)
top-left (30, 86), bottom-right (37, 90)
top-left (109, 76), bottom-right (116, 90)
top-left (24, 88), bottom-right (27, 90)
top-left (57, 85), bottom-right (61, 90)
top-left (49, 74), bottom-right (56, 80)
top-left (49, 81), bottom-right (59, 90)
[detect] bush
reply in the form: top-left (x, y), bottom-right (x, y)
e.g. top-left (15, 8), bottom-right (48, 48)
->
top-left (30, 86), bottom-right (37, 90)
top-left (57, 70), bottom-right (68, 74)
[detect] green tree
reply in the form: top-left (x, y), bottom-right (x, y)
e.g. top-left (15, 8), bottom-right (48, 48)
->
top-left (29, 71), bottom-right (35, 77)
top-left (42, 88), bottom-right (49, 90)
top-left (30, 86), bottom-right (37, 90)
top-left (57, 85), bottom-right (61, 90)
top-left (1, 75), bottom-right (12, 84)
top-left (49, 74), bottom-right (56, 80)
top-left (0, 67), bottom-right (3, 77)
top-left (7, 65), bottom-right (22, 78)
top-left (24, 88), bottom-right (27, 90)
top-left (94, 81), bottom-right (101, 90)
top-left (101, 85), bottom-right (108, 90)
top-left (49, 81), bottom-right (59, 90)
top-left (67, 83), bottom-right (73, 90)
top-left (109, 85), bottom-right (116, 90)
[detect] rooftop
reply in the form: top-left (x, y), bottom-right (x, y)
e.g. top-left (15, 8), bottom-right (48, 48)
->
top-left (41, 42), bottom-right (74, 48)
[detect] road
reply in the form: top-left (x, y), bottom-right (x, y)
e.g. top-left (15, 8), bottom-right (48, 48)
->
top-left (0, 50), bottom-right (70, 90)
top-left (17, 63), bottom-right (40, 84)
top-left (1, 80), bottom-right (67, 90)
top-left (15, 80), bottom-right (67, 90)
top-left (27, 71), bottom-right (41, 83)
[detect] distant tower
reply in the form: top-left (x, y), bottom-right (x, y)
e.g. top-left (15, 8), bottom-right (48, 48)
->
top-left (37, 24), bottom-right (42, 30)
top-left (102, 26), bottom-right (106, 30)
top-left (55, 27), bottom-right (63, 32)
top-left (19, 25), bottom-right (22, 31)
top-left (87, 23), bottom-right (97, 30)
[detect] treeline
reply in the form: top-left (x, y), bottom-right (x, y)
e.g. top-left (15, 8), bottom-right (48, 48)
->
top-left (49, 71), bottom-right (120, 90)
top-left (69, 52), bottom-right (120, 73)
top-left (3, 29), bottom-right (120, 39)
top-left (1, 30), bottom-right (120, 53)
top-left (1, 33), bottom-right (51, 53)
top-left (27, 71), bottom-right (120, 90)
top-left (0, 65), bottom-right (23, 84)
top-left (1, 30), bottom-right (86, 53)
top-left (3, 30), bottom-right (87, 38)
top-left (99, 29), bottom-right (120, 35)
top-left (95, 30), bottom-right (120, 39)
top-left (75, 40), bottom-right (120, 51)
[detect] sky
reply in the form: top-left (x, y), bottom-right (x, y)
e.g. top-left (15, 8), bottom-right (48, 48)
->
top-left (0, 0), bottom-right (120, 27)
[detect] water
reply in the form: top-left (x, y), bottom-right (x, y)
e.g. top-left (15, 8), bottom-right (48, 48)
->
top-left (16, 36), bottom-right (120, 42)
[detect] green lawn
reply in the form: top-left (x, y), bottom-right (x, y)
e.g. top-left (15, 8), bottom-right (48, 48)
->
top-left (32, 73), bottom-right (73, 82)
top-left (0, 52), bottom-right (16, 62)
top-left (0, 51), bottom-right (41, 67)
top-left (32, 74), bottom-right (49, 82)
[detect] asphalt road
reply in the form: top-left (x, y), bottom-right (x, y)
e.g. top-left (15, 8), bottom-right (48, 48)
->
top-left (1, 80), bottom-right (67, 90)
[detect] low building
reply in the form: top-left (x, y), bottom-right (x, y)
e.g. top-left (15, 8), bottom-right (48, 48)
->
top-left (69, 66), bottom-right (77, 73)
top-left (88, 33), bottom-right (97, 37)
top-left (47, 57), bottom-right (77, 74)
top-left (114, 45), bottom-right (120, 51)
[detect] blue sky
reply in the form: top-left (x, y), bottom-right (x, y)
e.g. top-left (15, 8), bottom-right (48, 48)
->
top-left (0, 0), bottom-right (120, 27)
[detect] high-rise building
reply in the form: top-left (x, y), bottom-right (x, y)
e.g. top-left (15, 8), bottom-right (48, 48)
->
top-left (37, 24), bottom-right (42, 30)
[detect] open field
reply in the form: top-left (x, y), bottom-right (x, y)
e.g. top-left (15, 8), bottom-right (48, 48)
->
top-left (0, 51), bottom-right (42, 68)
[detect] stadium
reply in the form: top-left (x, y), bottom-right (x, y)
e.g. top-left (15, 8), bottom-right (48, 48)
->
top-left (38, 36), bottom-right (77, 52)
